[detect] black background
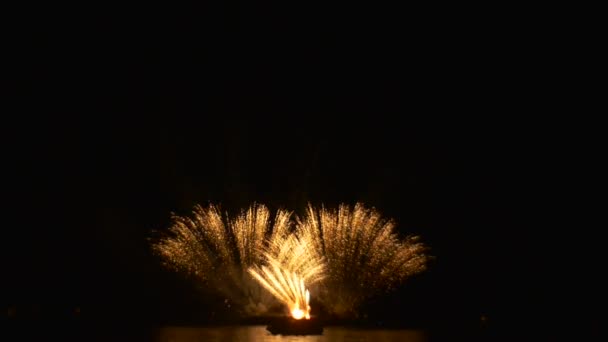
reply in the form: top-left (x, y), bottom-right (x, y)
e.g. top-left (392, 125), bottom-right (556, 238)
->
top-left (4, 3), bottom-right (598, 339)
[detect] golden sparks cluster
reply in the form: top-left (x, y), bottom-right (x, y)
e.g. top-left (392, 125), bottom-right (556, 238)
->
top-left (152, 202), bottom-right (428, 318)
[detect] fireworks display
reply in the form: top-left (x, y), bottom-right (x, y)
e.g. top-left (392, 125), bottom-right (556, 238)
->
top-left (153, 202), bottom-right (428, 319)
top-left (152, 203), bottom-right (294, 315)
top-left (297, 203), bottom-right (428, 316)
top-left (248, 234), bottom-right (325, 319)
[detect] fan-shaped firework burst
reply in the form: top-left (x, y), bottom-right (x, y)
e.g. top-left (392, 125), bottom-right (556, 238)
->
top-left (152, 202), bottom-right (428, 319)
top-left (248, 234), bottom-right (325, 319)
top-left (152, 203), bottom-right (293, 315)
top-left (297, 203), bottom-right (428, 317)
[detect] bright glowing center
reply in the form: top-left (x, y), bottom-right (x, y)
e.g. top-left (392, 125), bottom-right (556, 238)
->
top-left (291, 306), bottom-right (304, 319)
top-left (290, 289), bottom-right (311, 320)
top-left (249, 262), bottom-right (315, 320)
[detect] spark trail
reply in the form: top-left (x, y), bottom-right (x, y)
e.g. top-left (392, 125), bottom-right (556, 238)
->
top-left (153, 202), bottom-right (428, 318)
top-left (152, 203), bottom-right (293, 315)
top-left (296, 203), bottom-right (428, 317)
top-left (248, 234), bottom-right (325, 319)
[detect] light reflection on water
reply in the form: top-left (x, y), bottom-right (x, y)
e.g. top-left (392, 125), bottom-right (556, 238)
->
top-left (156, 326), bottom-right (428, 342)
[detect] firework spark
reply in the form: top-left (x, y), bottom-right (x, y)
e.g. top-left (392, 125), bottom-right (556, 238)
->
top-left (297, 203), bottom-right (428, 317)
top-left (152, 202), bottom-right (428, 319)
top-left (248, 234), bottom-right (325, 319)
top-left (152, 203), bottom-right (293, 315)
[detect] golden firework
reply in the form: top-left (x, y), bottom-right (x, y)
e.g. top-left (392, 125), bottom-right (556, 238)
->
top-left (152, 202), bottom-right (428, 319)
top-left (152, 203), bottom-right (293, 315)
top-left (248, 234), bottom-right (325, 319)
top-left (296, 203), bottom-right (428, 316)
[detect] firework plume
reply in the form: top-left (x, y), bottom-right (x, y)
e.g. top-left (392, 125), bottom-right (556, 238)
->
top-left (297, 203), bottom-right (428, 317)
top-left (152, 203), bottom-right (293, 315)
top-left (152, 202), bottom-right (428, 319)
top-left (248, 234), bottom-right (325, 319)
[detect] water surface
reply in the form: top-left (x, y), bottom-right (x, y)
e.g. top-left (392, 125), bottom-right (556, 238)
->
top-left (156, 326), bottom-right (428, 342)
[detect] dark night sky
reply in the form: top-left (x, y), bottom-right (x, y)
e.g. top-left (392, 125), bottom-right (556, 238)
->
top-left (5, 3), bottom-right (596, 333)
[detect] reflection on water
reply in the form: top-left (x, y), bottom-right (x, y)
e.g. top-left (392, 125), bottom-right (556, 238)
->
top-left (156, 326), bottom-right (428, 342)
